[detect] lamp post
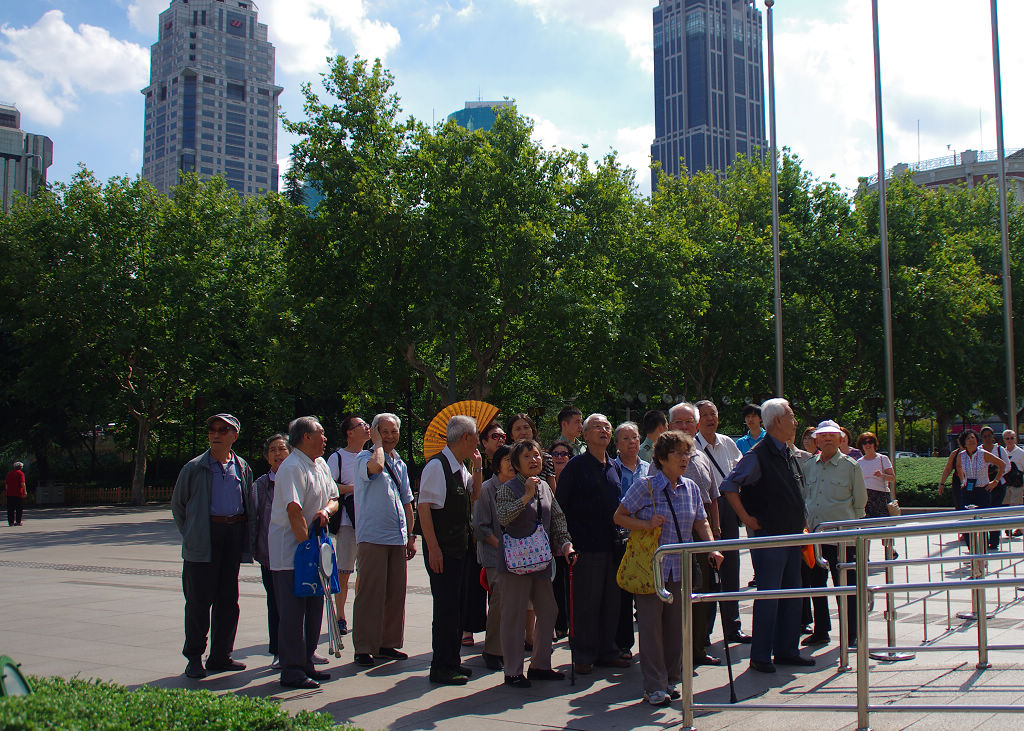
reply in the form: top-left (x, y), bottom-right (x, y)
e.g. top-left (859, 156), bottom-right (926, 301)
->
top-left (765, 0), bottom-right (783, 397)
top-left (989, 0), bottom-right (1017, 431)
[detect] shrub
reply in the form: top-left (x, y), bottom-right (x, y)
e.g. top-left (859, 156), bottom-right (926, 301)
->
top-left (893, 457), bottom-right (952, 508)
top-left (0, 677), bottom-right (354, 731)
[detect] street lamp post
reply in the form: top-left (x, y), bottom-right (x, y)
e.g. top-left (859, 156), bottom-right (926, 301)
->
top-left (765, 0), bottom-right (783, 397)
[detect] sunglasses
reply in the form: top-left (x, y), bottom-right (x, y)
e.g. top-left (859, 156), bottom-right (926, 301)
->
top-left (490, 433), bottom-right (507, 441)
top-left (208, 425), bottom-right (233, 435)
top-left (551, 451), bottom-right (571, 458)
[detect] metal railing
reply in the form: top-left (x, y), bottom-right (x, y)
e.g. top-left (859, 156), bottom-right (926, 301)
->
top-left (652, 507), bottom-right (1024, 731)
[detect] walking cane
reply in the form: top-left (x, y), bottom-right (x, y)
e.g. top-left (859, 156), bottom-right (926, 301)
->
top-left (568, 553), bottom-right (577, 686)
top-left (714, 567), bottom-right (737, 704)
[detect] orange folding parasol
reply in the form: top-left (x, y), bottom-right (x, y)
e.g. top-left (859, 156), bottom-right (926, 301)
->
top-left (422, 400), bottom-right (499, 461)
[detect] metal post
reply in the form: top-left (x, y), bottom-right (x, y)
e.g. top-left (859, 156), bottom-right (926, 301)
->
top-left (871, 538), bottom-right (914, 661)
top-left (855, 535), bottom-right (870, 731)
top-left (681, 552), bottom-right (696, 730)
top-left (871, 0), bottom-right (898, 464)
top-left (838, 540), bottom-right (850, 671)
top-left (765, 0), bottom-right (783, 396)
top-left (989, 0), bottom-right (1017, 432)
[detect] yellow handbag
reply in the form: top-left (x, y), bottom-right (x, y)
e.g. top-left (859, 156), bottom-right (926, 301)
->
top-left (616, 477), bottom-right (662, 595)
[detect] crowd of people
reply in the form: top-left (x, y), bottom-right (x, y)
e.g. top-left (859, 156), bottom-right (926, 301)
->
top-left (167, 403), bottom-right (1024, 704)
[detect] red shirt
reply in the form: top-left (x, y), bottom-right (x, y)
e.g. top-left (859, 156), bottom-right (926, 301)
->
top-left (5, 470), bottom-right (25, 497)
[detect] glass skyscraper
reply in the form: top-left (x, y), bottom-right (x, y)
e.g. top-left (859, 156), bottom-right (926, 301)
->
top-left (141, 0), bottom-right (281, 197)
top-left (651, 0), bottom-right (766, 188)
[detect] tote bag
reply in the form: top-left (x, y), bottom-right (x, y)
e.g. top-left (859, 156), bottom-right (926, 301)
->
top-left (616, 477), bottom-right (662, 595)
top-left (503, 491), bottom-right (553, 575)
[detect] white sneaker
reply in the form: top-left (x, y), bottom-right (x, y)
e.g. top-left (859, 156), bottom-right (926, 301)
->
top-left (311, 651), bottom-right (330, 665)
top-left (644, 690), bottom-right (671, 707)
top-left (270, 656), bottom-right (281, 670)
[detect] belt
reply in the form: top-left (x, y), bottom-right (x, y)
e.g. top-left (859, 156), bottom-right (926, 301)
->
top-left (210, 514), bottom-right (247, 524)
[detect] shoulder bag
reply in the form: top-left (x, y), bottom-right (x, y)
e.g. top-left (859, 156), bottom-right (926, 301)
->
top-left (616, 477), bottom-right (662, 594)
top-left (502, 486), bottom-right (553, 575)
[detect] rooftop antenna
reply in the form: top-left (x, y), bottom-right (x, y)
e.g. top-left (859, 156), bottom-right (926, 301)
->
top-left (478, 87), bottom-right (482, 102)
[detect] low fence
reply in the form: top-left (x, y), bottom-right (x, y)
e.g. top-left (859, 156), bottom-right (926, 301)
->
top-left (0, 484), bottom-right (174, 507)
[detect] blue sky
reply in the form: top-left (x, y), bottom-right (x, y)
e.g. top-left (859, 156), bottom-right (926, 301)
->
top-left (2, 0), bottom-right (1020, 196)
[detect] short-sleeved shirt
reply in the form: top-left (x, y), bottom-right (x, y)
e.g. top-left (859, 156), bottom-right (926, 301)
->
top-left (695, 433), bottom-right (741, 491)
top-left (419, 446), bottom-right (471, 508)
top-left (802, 450), bottom-right (868, 530)
top-left (857, 453), bottom-right (893, 493)
top-left (620, 470), bottom-right (706, 581)
top-left (353, 448), bottom-right (413, 545)
top-left (208, 453), bottom-right (244, 517)
top-left (685, 451), bottom-right (719, 506)
top-left (268, 449), bottom-right (338, 571)
top-left (326, 448), bottom-right (360, 527)
top-left (613, 456), bottom-right (650, 499)
top-left (638, 437), bottom-right (655, 466)
top-left (736, 429), bottom-right (766, 455)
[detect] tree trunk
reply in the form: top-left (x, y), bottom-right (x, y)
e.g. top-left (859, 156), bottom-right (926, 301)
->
top-left (131, 416), bottom-right (151, 505)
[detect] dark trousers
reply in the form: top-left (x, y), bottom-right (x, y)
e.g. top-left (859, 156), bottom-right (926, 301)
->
top-left (552, 556), bottom-right (569, 634)
top-left (424, 550), bottom-right (468, 673)
top-left (260, 564), bottom-right (280, 655)
top-left (801, 544), bottom-right (857, 641)
top-left (181, 521), bottom-right (244, 662)
top-left (750, 543), bottom-right (802, 664)
top-left (461, 547), bottom-right (487, 634)
top-left (613, 541), bottom-right (635, 652)
top-left (963, 484), bottom-right (1005, 550)
top-left (692, 551), bottom-right (712, 656)
top-left (6, 496), bottom-right (24, 526)
top-left (272, 570), bottom-right (324, 684)
top-left (569, 550), bottom-right (620, 665)
top-left (709, 495), bottom-right (742, 637)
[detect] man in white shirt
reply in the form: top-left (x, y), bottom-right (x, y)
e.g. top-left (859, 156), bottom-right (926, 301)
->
top-left (694, 399), bottom-right (748, 644)
top-left (1001, 430), bottom-right (1024, 529)
top-left (418, 414), bottom-right (482, 685)
top-left (269, 416), bottom-right (339, 689)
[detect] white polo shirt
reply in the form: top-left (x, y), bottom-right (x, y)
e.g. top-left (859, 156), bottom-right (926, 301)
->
top-left (268, 448), bottom-right (338, 571)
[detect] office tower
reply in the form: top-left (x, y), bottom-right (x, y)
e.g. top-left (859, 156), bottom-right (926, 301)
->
top-left (141, 0), bottom-right (282, 197)
top-left (650, 0), bottom-right (766, 188)
top-left (446, 101), bottom-right (514, 132)
top-left (0, 103), bottom-right (53, 214)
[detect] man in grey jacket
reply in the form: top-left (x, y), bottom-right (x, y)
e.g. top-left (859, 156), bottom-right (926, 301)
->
top-left (171, 413), bottom-right (256, 679)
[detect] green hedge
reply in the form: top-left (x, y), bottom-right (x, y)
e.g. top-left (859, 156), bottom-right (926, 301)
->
top-left (893, 457), bottom-right (952, 509)
top-left (0, 677), bottom-right (355, 731)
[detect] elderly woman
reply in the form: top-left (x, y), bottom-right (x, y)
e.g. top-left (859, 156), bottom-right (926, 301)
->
top-left (6, 461), bottom-right (26, 527)
top-left (473, 443), bottom-right (514, 671)
top-left (251, 434), bottom-right (291, 669)
top-left (614, 431), bottom-right (723, 707)
top-left (495, 439), bottom-right (575, 688)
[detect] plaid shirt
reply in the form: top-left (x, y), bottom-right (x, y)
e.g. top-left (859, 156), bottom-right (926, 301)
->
top-left (619, 469), bottom-right (705, 582)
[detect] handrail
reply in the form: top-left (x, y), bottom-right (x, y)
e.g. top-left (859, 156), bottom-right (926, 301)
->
top-left (652, 511), bottom-right (1024, 730)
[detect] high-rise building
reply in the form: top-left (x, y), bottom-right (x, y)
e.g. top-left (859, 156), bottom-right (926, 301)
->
top-left (0, 103), bottom-right (53, 214)
top-left (141, 0), bottom-right (282, 197)
top-left (446, 101), bottom-right (514, 132)
top-left (650, 0), bottom-right (766, 188)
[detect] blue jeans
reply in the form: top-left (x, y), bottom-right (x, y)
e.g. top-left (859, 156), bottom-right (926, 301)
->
top-left (750, 542), bottom-right (802, 663)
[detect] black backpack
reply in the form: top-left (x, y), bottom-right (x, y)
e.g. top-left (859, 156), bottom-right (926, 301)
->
top-left (1006, 456), bottom-right (1023, 488)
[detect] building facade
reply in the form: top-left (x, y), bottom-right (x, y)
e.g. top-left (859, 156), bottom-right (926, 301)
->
top-left (863, 148), bottom-right (1024, 201)
top-left (141, 0), bottom-right (281, 197)
top-left (650, 0), bottom-right (766, 188)
top-left (446, 101), bottom-right (514, 132)
top-left (0, 103), bottom-right (53, 214)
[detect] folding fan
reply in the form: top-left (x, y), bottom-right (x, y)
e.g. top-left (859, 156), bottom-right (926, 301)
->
top-left (422, 400), bottom-right (500, 460)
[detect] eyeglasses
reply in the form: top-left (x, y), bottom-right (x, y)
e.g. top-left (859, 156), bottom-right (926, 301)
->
top-left (208, 426), bottom-right (233, 435)
top-left (672, 450), bottom-right (695, 459)
top-left (863, 439), bottom-right (877, 445)
top-left (551, 451), bottom-right (571, 459)
top-left (490, 433), bottom-right (507, 441)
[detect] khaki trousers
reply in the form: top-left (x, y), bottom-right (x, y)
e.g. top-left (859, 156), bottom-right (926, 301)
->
top-left (352, 542), bottom-right (407, 654)
top-left (483, 567), bottom-right (503, 656)
top-left (636, 581), bottom-right (683, 695)
top-left (500, 570), bottom-right (557, 677)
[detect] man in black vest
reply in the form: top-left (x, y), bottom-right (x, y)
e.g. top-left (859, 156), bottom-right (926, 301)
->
top-left (721, 398), bottom-right (815, 674)
top-left (418, 414), bottom-right (483, 685)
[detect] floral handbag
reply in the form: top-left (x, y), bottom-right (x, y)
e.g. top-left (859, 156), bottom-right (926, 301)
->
top-left (616, 477), bottom-right (662, 595)
top-left (503, 493), bottom-right (553, 575)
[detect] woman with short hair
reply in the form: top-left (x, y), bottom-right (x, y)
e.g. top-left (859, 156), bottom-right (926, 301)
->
top-left (251, 434), bottom-right (291, 668)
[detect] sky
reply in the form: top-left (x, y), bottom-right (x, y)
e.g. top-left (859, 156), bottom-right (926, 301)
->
top-left (1, 0), bottom-right (1021, 197)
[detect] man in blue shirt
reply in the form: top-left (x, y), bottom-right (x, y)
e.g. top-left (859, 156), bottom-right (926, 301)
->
top-left (736, 403), bottom-right (766, 455)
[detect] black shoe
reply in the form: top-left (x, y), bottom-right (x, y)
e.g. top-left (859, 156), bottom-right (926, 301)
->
top-left (801, 633), bottom-right (830, 647)
top-left (527, 667), bottom-right (565, 681)
top-left (800, 624), bottom-right (813, 635)
top-left (354, 653), bottom-right (375, 667)
top-left (750, 659), bottom-right (776, 673)
top-left (748, 578), bottom-right (757, 587)
top-left (281, 676), bottom-right (319, 689)
top-left (694, 654), bottom-right (722, 666)
top-left (458, 665), bottom-right (474, 677)
top-left (205, 658), bottom-right (246, 673)
top-left (774, 655), bottom-right (816, 667)
top-left (726, 631), bottom-right (753, 644)
top-left (337, 618), bottom-right (348, 636)
top-left (184, 659), bottom-right (207, 679)
top-left (306, 669), bottom-right (330, 681)
top-left (376, 647), bottom-right (408, 660)
top-left (483, 653), bottom-right (504, 671)
top-left (504, 674), bottom-right (532, 688)
top-left (429, 669), bottom-right (469, 685)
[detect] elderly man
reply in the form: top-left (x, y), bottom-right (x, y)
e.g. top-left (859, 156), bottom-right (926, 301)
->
top-left (555, 413), bottom-right (628, 674)
top-left (693, 400), bottom-right (749, 644)
top-left (558, 405), bottom-right (586, 455)
top-left (721, 398), bottom-right (814, 673)
top-left (799, 420), bottom-right (867, 648)
top-left (351, 413), bottom-right (416, 668)
top-left (171, 413), bottom-right (256, 680)
top-left (1002, 430), bottom-right (1024, 530)
top-left (611, 421), bottom-right (649, 658)
top-left (418, 414), bottom-right (483, 685)
top-left (668, 402), bottom-right (724, 665)
top-left (639, 410), bottom-right (668, 465)
top-left (269, 416), bottom-right (340, 689)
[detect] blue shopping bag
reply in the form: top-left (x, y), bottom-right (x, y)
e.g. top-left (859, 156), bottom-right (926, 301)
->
top-left (293, 527), bottom-right (340, 597)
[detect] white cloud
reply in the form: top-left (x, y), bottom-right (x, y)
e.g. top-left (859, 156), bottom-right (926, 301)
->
top-left (260, 0), bottom-right (400, 75)
top-left (514, 0), bottom-right (653, 73)
top-left (422, 13), bottom-right (442, 32)
top-left (0, 10), bottom-right (149, 126)
top-left (125, 0), bottom-right (166, 34)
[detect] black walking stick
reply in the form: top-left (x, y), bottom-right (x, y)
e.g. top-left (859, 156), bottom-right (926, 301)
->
top-left (714, 566), bottom-right (737, 704)
top-left (568, 552), bottom-right (577, 686)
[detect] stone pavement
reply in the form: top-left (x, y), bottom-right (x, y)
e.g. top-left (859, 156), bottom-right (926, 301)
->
top-left (2, 506), bottom-right (1024, 730)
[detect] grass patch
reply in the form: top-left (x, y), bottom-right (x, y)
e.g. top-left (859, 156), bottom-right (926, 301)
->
top-left (893, 457), bottom-right (951, 508)
top-left (0, 676), bottom-right (355, 730)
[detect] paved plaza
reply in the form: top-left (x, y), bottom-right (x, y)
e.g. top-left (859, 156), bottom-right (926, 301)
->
top-left (2, 506), bottom-right (1023, 730)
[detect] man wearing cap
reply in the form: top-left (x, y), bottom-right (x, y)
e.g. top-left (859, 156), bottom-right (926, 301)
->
top-left (799, 420), bottom-right (867, 648)
top-left (171, 413), bottom-right (256, 680)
